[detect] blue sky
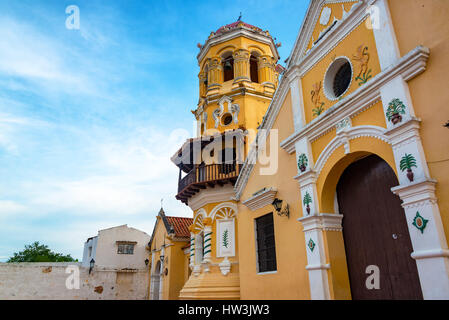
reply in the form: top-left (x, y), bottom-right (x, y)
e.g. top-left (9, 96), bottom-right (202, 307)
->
top-left (0, 0), bottom-right (308, 261)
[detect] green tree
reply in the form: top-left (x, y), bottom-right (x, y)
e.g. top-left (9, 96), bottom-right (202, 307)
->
top-left (7, 241), bottom-right (77, 263)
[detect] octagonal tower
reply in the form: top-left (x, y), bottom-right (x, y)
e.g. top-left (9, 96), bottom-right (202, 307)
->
top-left (171, 19), bottom-right (282, 300)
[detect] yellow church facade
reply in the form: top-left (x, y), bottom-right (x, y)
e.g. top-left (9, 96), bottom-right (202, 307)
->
top-left (151, 0), bottom-right (449, 300)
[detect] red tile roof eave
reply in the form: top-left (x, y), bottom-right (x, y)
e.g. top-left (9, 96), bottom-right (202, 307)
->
top-left (165, 216), bottom-right (193, 238)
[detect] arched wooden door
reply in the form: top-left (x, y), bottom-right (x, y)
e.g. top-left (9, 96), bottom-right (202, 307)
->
top-left (336, 155), bottom-right (422, 300)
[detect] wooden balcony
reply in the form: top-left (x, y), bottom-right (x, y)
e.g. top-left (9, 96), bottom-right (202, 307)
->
top-left (176, 163), bottom-right (242, 205)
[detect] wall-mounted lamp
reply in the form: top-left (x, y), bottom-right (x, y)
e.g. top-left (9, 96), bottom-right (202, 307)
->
top-left (272, 198), bottom-right (289, 218)
top-left (89, 258), bottom-right (95, 274)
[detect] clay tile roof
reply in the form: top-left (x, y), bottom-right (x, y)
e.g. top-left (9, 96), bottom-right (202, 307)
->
top-left (215, 20), bottom-right (262, 34)
top-left (165, 216), bottom-right (193, 238)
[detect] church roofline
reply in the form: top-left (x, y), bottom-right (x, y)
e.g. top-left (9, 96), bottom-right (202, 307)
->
top-left (197, 24), bottom-right (280, 64)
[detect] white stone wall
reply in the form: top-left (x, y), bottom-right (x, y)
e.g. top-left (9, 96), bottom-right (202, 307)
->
top-left (88, 225), bottom-right (151, 270)
top-left (0, 262), bottom-right (149, 300)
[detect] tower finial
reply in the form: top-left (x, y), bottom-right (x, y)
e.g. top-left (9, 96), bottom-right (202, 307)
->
top-left (237, 12), bottom-right (242, 21)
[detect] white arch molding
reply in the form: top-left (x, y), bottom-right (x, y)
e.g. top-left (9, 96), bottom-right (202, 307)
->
top-left (314, 125), bottom-right (390, 176)
top-left (209, 202), bottom-right (238, 220)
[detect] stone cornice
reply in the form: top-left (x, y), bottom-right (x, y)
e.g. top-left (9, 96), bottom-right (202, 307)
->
top-left (297, 213), bottom-right (344, 232)
top-left (383, 117), bottom-right (422, 149)
top-left (294, 170), bottom-right (318, 188)
top-left (241, 187), bottom-right (277, 211)
top-left (391, 179), bottom-right (438, 210)
top-left (280, 45), bottom-right (430, 154)
top-left (197, 28), bottom-right (280, 64)
top-left (188, 185), bottom-right (235, 211)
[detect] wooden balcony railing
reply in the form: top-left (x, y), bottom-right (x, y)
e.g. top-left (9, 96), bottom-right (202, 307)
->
top-left (176, 163), bottom-right (242, 204)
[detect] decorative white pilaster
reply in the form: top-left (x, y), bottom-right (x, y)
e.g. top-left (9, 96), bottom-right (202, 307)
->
top-left (294, 169), bottom-right (319, 217)
top-left (149, 250), bottom-right (156, 299)
top-left (384, 116), bottom-right (449, 299)
top-left (202, 219), bottom-right (212, 272)
top-left (391, 180), bottom-right (449, 299)
top-left (289, 69), bottom-right (306, 131)
top-left (193, 233), bottom-right (203, 276)
top-left (369, 0), bottom-right (401, 70)
top-left (189, 232), bottom-right (195, 270)
top-left (159, 246), bottom-right (165, 300)
top-left (297, 213), bottom-right (343, 300)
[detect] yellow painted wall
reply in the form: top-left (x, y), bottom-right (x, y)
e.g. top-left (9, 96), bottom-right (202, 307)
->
top-left (301, 18), bottom-right (381, 124)
top-left (167, 241), bottom-right (189, 300)
top-left (237, 88), bottom-right (311, 300)
top-left (351, 100), bottom-right (387, 128)
top-left (388, 0), bottom-right (449, 244)
top-left (203, 94), bottom-right (271, 138)
top-left (311, 129), bottom-right (336, 163)
top-left (150, 217), bottom-right (189, 300)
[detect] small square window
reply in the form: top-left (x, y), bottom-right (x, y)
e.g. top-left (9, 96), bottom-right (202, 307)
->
top-left (117, 244), bottom-right (135, 255)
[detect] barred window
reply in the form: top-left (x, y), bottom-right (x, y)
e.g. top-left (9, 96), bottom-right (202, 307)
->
top-left (117, 244), bottom-right (135, 255)
top-left (255, 213), bottom-right (277, 273)
top-left (333, 61), bottom-right (351, 98)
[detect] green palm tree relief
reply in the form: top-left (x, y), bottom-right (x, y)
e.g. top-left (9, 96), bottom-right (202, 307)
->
top-left (400, 153), bottom-right (417, 182)
top-left (223, 229), bottom-right (229, 248)
top-left (303, 192), bottom-right (312, 214)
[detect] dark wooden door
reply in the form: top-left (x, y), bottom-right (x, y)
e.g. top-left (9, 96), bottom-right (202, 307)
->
top-left (337, 155), bottom-right (422, 300)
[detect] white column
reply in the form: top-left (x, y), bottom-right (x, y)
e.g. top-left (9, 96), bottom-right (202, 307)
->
top-left (202, 225), bottom-right (212, 262)
top-left (384, 118), bottom-right (449, 299)
top-left (391, 180), bottom-right (449, 299)
top-left (189, 233), bottom-right (195, 269)
top-left (289, 69), bottom-right (306, 131)
top-left (369, 0), bottom-right (401, 70)
top-left (295, 165), bottom-right (334, 300)
top-left (297, 213), bottom-right (343, 300)
top-left (149, 250), bottom-right (156, 299)
top-left (202, 224), bottom-right (212, 273)
top-left (159, 246), bottom-right (165, 300)
top-left (193, 233), bottom-right (203, 276)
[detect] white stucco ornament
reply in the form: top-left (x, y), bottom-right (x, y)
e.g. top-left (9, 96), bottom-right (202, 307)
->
top-left (320, 7), bottom-right (332, 26)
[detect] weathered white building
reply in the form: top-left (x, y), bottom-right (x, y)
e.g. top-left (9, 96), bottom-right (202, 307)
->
top-left (82, 224), bottom-right (151, 270)
top-left (0, 225), bottom-right (151, 300)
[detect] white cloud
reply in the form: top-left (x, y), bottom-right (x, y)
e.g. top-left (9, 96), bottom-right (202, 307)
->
top-left (9, 125), bottom-right (191, 218)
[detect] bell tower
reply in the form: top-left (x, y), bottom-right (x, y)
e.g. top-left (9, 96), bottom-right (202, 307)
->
top-left (172, 19), bottom-right (282, 300)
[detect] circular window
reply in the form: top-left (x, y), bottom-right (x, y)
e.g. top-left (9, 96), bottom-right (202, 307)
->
top-left (323, 57), bottom-right (353, 101)
top-left (221, 113), bottom-right (233, 126)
